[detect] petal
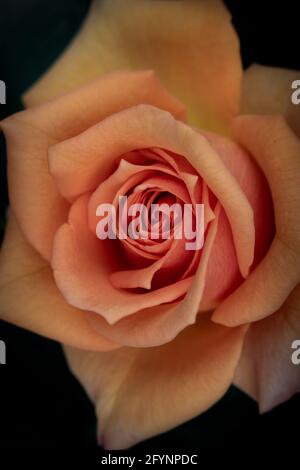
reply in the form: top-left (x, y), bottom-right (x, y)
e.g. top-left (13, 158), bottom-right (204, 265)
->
top-left (201, 208), bottom-right (242, 309)
top-left (1, 116), bottom-right (69, 261)
top-left (88, 158), bottom-right (182, 233)
top-left (0, 215), bottom-right (118, 352)
top-left (1, 70), bottom-right (184, 260)
top-left (53, 195), bottom-right (221, 348)
top-left (202, 129), bottom-right (274, 266)
top-left (64, 314), bottom-right (247, 449)
top-left (213, 115), bottom-right (300, 327)
top-left (52, 194), bottom-right (193, 328)
top-left (50, 105), bottom-right (255, 277)
top-left (110, 238), bottom-right (191, 291)
top-left (52, 192), bottom-right (222, 347)
top-left (241, 64), bottom-right (300, 137)
top-left (82, 204), bottom-right (221, 348)
top-left (234, 285), bottom-right (300, 412)
top-left (23, 0), bottom-right (242, 133)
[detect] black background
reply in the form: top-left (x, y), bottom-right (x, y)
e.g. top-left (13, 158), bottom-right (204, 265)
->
top-left (0, 0), bottom-right (299, 460)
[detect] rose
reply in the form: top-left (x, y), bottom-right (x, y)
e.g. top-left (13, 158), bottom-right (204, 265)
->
top-left (1, 0), bottom-right (300, 449)
top-left (1, 68), bottom-right (274, 347)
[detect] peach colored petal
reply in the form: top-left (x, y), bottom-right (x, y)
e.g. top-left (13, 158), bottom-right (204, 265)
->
top-left (133, 175), bottom-right (190, 203)
top-left (120, 233), bottom-right (173, 261)
top-left (0, 215), bottom-right (118, 352)
top-left (50, 105), bottom-right (255, 277)
top-left (141, 147), bottom-right (204, 208)
top-left (52, 194), bottom-right (193, 329)
top-left (89, 161), bottom-right (193, 273)
top-left (23, 0), bottom-right (242, 134)
top-left (202, 181), bottom-right (216, 227)
top-left (88, 158), bottom-right (180, 233)
top-left (234, 285), bottom-right (300, 412)
top-left (241, 64), bottom-right (300, 137)
top-left (191, 137), bottom-right (271, 309)
top-left (201, 208), bottom-right (242, 310)
top-left (88, 153), bottom-right (199, 264)
top-left (64, 314), bottom-right (247, 449)
top-left (79, 204), bottom-right (221, 348)
top-left (213, 115), bottom-right (300, 327)
top-left (1, 70), bottom-right (185, 260)
top-left (202, 129), bottom-right (274, 265)
top-left (52, 188), bottom-right (221, 347)
top-left (0, 117), bottom-right (69, 261)
top-left (110, 238), bottom-right (191, 291)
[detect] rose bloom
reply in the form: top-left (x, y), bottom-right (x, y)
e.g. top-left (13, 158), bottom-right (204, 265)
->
top-left (1, 0), bottom-right (300, 449)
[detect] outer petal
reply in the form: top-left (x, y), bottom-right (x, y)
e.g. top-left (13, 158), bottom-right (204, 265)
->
top-left (241, 64), bottom-right (300, 137)
top-left (0, 214), bottom-right (118, 351)
top-left (213, 115), bottom-right (300, 327)
top-left (1, 70), bottom-right (184, 260)
top-left (64, 315), bottom-right (247, 449)
top-left (23, 0), bottom-right (242, 133)
top-left (233, 67), bottom-right (300, 407)
top-left (213, 114), bottom-right (300, 414)
top-left (1, 116), bottom-right (69, 262)
top-left (234, 285), bottom-right (300, 412)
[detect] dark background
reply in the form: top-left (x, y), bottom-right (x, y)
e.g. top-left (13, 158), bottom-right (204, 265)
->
top-left (0, 0), bottom-right (299, 460)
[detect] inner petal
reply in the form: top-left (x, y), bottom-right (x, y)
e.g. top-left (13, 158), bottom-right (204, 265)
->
top-left (86, 144), bottom-right (221, 294)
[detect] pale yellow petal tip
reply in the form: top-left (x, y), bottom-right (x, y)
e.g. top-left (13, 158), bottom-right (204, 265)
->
top-left (22, 0), bottom-right (242, 132)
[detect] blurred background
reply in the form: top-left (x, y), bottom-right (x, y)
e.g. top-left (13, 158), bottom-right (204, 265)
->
top-left (0, 0), bottom-right (299, 458)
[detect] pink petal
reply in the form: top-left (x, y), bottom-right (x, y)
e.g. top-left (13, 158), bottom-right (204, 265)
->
top-left (52, 194), bottom-right (192, 328)
top-left (213, 115), bottom-right (300, 327)
top-left (85, 205), bottom-right (221, 348)
top-left (52, 194), bottom-right (221, 347)
top-left (49, 105), bottom-right (255, 277)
